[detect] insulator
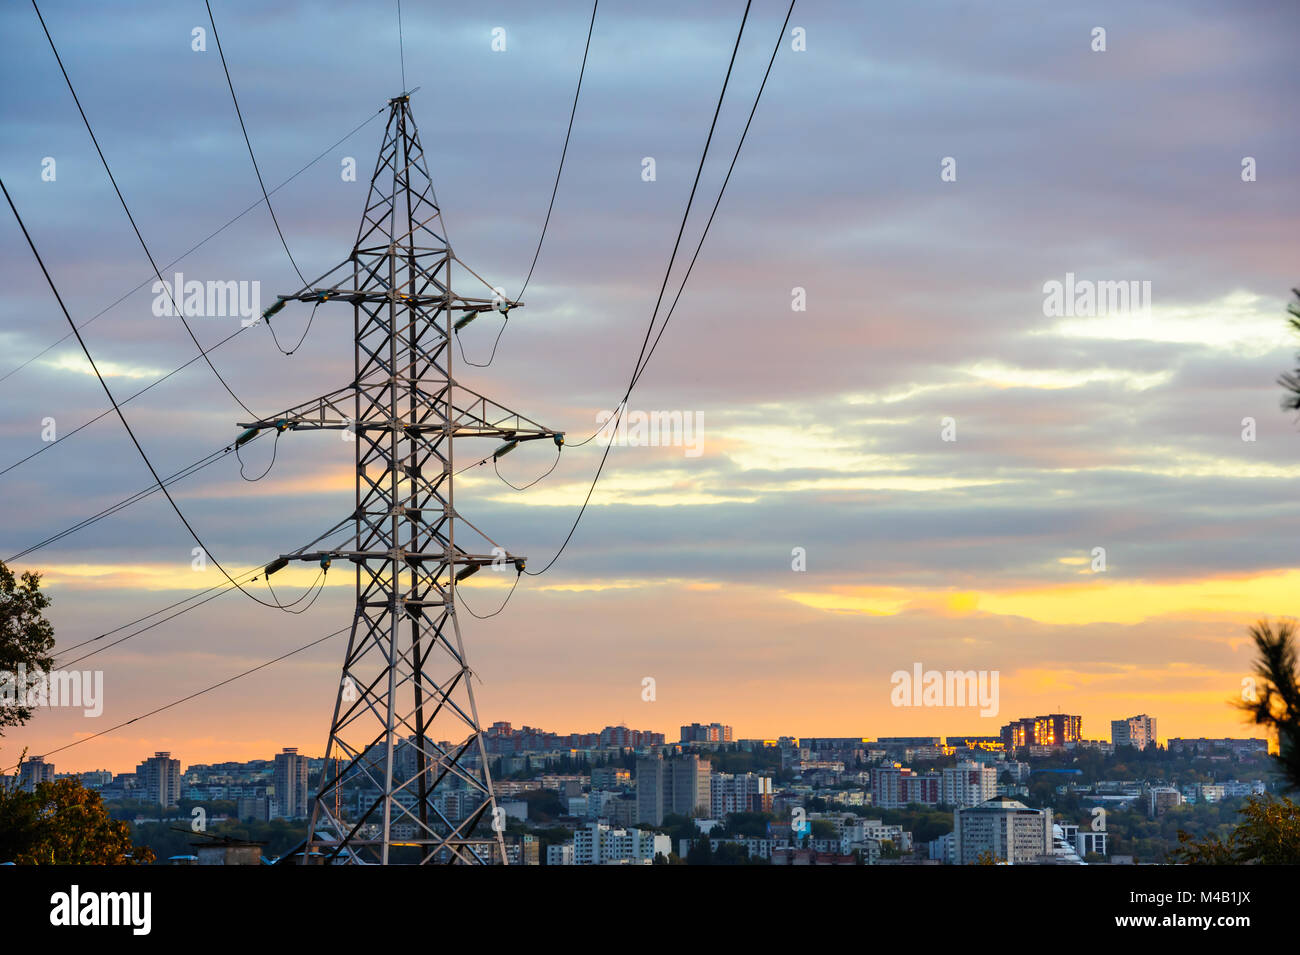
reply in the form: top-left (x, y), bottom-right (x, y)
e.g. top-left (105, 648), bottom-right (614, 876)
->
top-left (513, 558), bottom-right (526, 573)
top-left (553, 433), bottom-right (565, 447)
top-left (455, 564), bottom-right (480, 582)
top-left (262, 298), bottom-right (286, 319)
top-left (454, 313), bottom-right (477, 332)
top-left (319, 556), bottom-right (332, 572)
top-left (235, 427), bottom-right (260, 447)
top-left (493, 440), bottom-right (519, 460)
top-left (265, 557), bottom-right (289, 576)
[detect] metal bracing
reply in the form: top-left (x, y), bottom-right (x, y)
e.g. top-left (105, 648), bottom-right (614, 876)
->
top-left (237, 95), bottom-right (561, 864)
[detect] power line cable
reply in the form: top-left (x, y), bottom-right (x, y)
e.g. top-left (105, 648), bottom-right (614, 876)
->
top-left (493, 444), bottom-right (561, 490)
top-left (517, 0), bottom-right (598, 302)
top-left (4, 625), bottom-right (351, 772)
top-left (5, 433), bottom-right (259, 563)
top-left (397, 0), bottom-right (406, 93)
top-left (3, 176), bottom-right (305, 612)
top-left (51, 526), bottom-right (344, 665)
top-left (31, 0), bottom-right (259, 419)
top-left (267, 302), bottom-right (319, 356)
top-left (630, 0), bottom-right (795, 391)
top-left (58, 570), bottom-right (263, 668)
top-left (205, 0), bottom-right (309, 287)
top-left (524, 0), bottom-right (758, 577)
top-left (0, 106), bottom-right (384, 387)
top-left (564, 0), bottom-right (793, 451)
top-left (455, 0), bottom-right (598, 368)
top-left (0, 323), bottom-right (248, 480)
top-left (456, 570), bottom-right (521, 620)
top-left (52, 566), bottom-right (262, 663)
top-left (236, 426), bottom-right (281, 481)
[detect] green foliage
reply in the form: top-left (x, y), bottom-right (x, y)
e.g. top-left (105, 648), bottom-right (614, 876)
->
top-left (132, 817), bottom-right (306, 862)
top-left (1169, 795), bottom-right (1300, 864)
top-left (694, 744), bottom-right (783, 776)
top-left (1098, 798), bottom-right (1243, 862)
top-left (517, 788), bottom-right (567, 823)
top-left (714, 810), bottom-right (774, 839)
top-left (683, 836), bottom-right (764, 865)
top-left (0, 777), bottom-right (154, 864)
top-left (1237, 619), bottom-right (1300, 792)
top-left (1278, 288), bottom-right (1300, 411)
top-left (656, 812), bottom-right (701, 845)
top-left (810, 819), bottom-right (838, 839)
top-left (0, 562), bottom-right (55, 734)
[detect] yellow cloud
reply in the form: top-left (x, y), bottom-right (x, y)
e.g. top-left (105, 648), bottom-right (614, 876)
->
top-left (786, 568), bottom-right (1300, 626)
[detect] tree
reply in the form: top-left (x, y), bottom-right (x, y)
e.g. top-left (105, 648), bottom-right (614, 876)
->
top-left (1238, 619), bottom-right (1300, 792)
top-left (1278, 288), bottom-right (1300, 411)
top-left (1170, 795), bottom-right (1300, 864)
top-left (0, 777), bottom-right (154, 864)
top-left (0, 561), bottom-right (55, 734)
top-left (685, 836), bottom-right (715, 865)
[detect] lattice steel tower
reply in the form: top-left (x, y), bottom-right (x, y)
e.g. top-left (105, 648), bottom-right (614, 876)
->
top-left (236, 95), bottom-right (561, 864)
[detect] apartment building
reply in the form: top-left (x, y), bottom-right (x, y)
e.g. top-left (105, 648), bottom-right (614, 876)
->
top-left (954, 796), bottom-right (1052, 864)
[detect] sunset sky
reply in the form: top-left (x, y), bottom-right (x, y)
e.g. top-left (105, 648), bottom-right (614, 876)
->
top-left (1, 0), bottom-right (1296, 773)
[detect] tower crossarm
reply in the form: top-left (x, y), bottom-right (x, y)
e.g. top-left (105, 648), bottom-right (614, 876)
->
top-left (236, 382), bottom-right (563, 445)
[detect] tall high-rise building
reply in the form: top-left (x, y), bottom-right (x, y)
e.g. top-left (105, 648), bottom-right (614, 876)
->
top-left (711, 772), bottom-right (774, 816)
top-left (18, 756), bottom-right (55, 792)
top-left (1111, 714), bottom-right (1157, 751)
top-left (904, 773), bottom-right (941, 807)
top-left (870, 765), bottom-right (911, 809)
top-left (954, 796), bottom-right (1052, 864)
top-left (942, 762), bottom-right (997, 808)
top-left (1000, 714), bottom-right (1082, 750)
top-left (272, 747), bottom-right (310, 819)
top-left (636, 754), bottom-right (712, 825)
top-left (680, 722), bottom-right (734, 745)
top-left (136, 752), bottom-right (182, 808)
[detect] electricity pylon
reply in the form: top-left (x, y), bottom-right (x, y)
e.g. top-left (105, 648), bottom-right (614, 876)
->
top-left (236, 94), bottom-right (562, 864)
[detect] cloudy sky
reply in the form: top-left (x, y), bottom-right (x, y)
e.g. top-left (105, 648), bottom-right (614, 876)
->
top-left (1, 0), bottom-right (1296, 773)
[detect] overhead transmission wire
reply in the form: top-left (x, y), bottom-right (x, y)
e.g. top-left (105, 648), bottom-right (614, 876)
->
top-left (205, 0), bottom-right (309, 288)
top-left (0, 323), bottom-right (248, 480)
top-left (397, 0), bottom-right (406, 93)
top-left (629, 0), bottom-right (795, 392)
top-left (4, 625), bottom-right (351, 774)
top-left (32, 0), bottom-right (258, 420)
top-left (521, 0), bottom-right (771, 577)
top-left (1, 178), bottom-right (313, 612)
top-left (5, 431), bottom-right (264, 563)
top-left (456, 0), bottom-right (598, 369)
top-left (51, 567), bottom-right (263, 663)
top-left (267, 302), bottom-right (319, 356)
top-left (236, 426), bottom-right (281, 480)
top-left (457, 571), bottom-right (521, 620)
top-left (455, 0), bottom-right (763, 626)
top-left (49, 522), bottom-right (348, 667)
top-left (1, 88), bottom-right (379, 478)
top-left (57, 573), bottom-right (325, 669)
top-left (0, 105), bottom-right (384, 387)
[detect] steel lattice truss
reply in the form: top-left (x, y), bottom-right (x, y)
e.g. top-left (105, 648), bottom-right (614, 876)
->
top-left (237, 95), bottom-right (561, 864)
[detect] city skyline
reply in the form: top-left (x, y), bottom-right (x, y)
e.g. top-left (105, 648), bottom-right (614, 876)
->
top-left (24, 712), bottom-right (1271, 777)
